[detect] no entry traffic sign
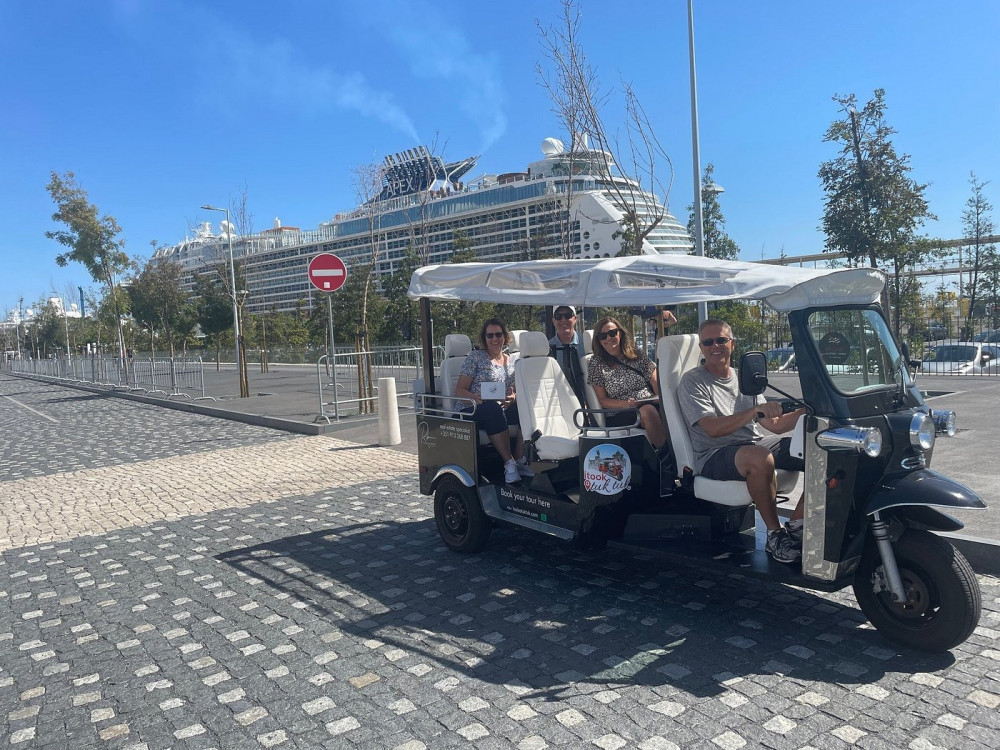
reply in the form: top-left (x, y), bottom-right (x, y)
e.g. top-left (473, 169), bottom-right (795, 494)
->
top-left (308, 253), bottom-right (348, 292)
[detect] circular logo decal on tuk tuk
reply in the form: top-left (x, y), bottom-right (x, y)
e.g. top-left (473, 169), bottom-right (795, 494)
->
top-left (583, 444), bottom-right (632, 495)
top-left (818, 331), bottom-right (851, 365)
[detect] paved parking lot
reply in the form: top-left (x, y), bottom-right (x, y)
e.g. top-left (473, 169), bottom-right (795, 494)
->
top-left (2, 374), bottom-right (1000, 749)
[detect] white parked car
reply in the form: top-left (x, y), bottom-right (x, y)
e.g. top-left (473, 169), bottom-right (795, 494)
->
top-left (919, 341), bottom-right (1000, 375)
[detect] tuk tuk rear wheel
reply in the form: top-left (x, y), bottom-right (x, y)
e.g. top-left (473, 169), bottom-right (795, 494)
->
top-left (853, 529), bottom-right (981, 652)
top-left (434, 476), bottom-right (490, 553)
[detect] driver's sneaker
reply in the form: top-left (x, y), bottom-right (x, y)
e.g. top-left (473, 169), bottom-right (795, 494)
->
top-left (515, 457), bottom-right (535, 478)
top-left (765, 528), bottom-right (801, 564)
top-left (503, 459), bottom-right (521, 484)
top-left (785, 519), bottom-right (804, 546)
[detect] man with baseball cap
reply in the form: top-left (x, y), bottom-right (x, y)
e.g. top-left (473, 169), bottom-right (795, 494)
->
top-left (549, 305), bottom-right (586, 405)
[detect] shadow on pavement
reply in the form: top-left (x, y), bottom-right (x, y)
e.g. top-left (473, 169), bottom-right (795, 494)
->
top-left (217, 519), bottom-right (956, 701)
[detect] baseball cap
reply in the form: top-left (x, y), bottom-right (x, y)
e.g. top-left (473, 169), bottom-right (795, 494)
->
top-left (554, 305), bottom-right (577, 316)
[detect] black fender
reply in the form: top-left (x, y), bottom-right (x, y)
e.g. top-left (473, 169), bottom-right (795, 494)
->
top-left (880, 505), bottom-right (965, 534)
top-left (865, 469), bottom-right (985, 524)
top-left (431, 464), bottom-right (477, 490)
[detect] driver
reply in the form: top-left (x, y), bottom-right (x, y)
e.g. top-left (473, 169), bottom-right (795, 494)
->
top-left (677, 319), bottom-right (806, 564)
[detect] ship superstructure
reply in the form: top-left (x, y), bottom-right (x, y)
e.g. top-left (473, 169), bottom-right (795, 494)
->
top-left (154, 139), bottom-right (692, 314)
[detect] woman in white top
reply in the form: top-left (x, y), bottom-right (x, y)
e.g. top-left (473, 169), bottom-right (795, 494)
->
top-left (455, 317), bottom-right (533, 484)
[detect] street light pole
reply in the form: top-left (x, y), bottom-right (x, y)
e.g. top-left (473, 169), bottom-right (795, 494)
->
top-left (687, 0), bottom-right (708, 325)
top-left (16, 297), bottom-right (23, 358)
top-left (62, 298), bottom-right (71, 358)
top-left (201, 204), bottom-right (246, 397)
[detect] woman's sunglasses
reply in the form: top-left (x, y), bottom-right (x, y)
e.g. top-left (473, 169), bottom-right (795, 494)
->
top-left (597, 329), bottom-right (621, 341)
top-left (701, 336), bottom-right (732, 347)
top-left (485, 332), bottom-right (506, 340)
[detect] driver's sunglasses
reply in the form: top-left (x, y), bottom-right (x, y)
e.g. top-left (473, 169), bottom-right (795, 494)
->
top-left (597, 329), bottom-right (621, 341)
top-left (485, 331), bottom-right (506, 339)
top-left (701, 336), bottom-right (733, 347)
top-left (553, 312), bottom-right (575, 321)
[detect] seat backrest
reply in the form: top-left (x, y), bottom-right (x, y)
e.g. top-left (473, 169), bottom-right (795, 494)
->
top-left (508, 329), bottom-right (527, 354)
top-left (579, 329), bottom-right (606, 427)
top-left (515, 331), bottom-right (582, 444)
top-left (656, 334), bottom-right (704, 474)
top-left (440, 334), bottom-right (472, 405)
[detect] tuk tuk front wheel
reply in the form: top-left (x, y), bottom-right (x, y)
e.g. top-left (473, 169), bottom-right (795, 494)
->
top-left (434, 476), bottom-right (491, 553)
top-left (853, 529), bottom-right (981, 652)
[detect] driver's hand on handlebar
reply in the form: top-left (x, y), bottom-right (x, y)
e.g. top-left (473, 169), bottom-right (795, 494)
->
top-left (755, 401), bottom-right (784, 421)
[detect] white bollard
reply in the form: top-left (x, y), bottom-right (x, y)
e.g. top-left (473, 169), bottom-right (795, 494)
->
top-left (378, 377), bottom-right (402, 446)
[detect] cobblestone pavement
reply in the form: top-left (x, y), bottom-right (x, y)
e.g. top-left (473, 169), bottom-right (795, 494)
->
top-left (3, 376), bottom-right (1000, 749)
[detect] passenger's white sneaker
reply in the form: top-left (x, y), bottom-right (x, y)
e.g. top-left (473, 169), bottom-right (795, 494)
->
top-left (515, 458), bottom-right (535, 478)
top-left (504, 460), bottom-right (520, 484)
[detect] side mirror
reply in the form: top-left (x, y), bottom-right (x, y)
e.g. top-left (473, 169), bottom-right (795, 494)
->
top-left (738, 351), bottom-right (768, 396)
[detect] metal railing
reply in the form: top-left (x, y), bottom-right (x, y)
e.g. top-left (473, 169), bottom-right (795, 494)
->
top-left (6, 355), bottom-right (213, 399)
top-left (316, 345), bottom-right (441, 421)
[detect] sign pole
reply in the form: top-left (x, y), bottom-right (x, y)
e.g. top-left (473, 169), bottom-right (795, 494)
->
top-left (327, 292), bottom-right (339, 416)
top-left (307, 253), bottom-right (348, 420)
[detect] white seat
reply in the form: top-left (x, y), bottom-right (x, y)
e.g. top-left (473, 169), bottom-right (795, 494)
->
top-left (508, 329), bottom-right (527, 354)
top-left (580, 330), bottom-right (606, 428)
top-left (514, 331), bottom-right (582, 460)
top-left (657, 334), bottom-right (799, 507)
top-left (440, 334), bottom-right (473, 411)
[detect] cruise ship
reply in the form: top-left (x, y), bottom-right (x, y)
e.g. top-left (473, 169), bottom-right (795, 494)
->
top-left (154, 138), bottom-right (692, 314)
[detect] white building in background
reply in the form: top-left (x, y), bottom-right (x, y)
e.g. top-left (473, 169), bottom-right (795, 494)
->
top-left (153, 139), bottom-right (692, 315)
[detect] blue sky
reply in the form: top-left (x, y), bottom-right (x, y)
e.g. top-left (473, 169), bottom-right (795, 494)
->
top-left (2, 0), bottom-right (998, 316)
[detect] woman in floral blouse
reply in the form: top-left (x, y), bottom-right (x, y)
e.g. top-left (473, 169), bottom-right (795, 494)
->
top-left (455, 317), bottom-right (533, 484)
top-left (588, 316), bottom-right (668, 450)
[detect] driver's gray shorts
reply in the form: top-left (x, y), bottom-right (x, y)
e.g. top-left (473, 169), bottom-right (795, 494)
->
top-left (701, 436), bottom-right (803, 481)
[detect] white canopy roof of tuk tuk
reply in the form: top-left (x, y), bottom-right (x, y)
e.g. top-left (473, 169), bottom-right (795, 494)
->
top-left (407, 255), bottom-right (885, 312)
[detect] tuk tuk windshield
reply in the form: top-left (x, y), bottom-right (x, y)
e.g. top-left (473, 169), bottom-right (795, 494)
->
top-left (807, 308), bottom-right (906, 394)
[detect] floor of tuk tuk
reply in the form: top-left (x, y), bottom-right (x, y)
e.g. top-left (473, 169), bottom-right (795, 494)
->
top-left (611, 514), bottom-right (851, 593)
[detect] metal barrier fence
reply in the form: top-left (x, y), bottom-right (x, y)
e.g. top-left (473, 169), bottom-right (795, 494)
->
top-left (316, 345), bottom-right (443, 422)
top-left (5, 355), bottom-right (213, 399)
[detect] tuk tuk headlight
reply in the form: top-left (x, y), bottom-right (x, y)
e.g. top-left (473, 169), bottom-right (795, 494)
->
top-left (816, 426), bottom-right (883, 458)
top-left (910, 413), bottom-right (936, 450)
top-left (932, 409), bottom-right (957, 437)
top-left (861, 428), bottom-right (883, 458)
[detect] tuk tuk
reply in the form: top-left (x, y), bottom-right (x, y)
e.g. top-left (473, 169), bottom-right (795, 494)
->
top-left (409, 255), bottom-right (984, 653)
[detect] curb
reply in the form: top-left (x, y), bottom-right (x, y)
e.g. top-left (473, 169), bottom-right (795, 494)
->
top-left (8, 373), bottom-right (329, 435)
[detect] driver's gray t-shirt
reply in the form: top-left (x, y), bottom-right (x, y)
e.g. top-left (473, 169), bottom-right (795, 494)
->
top-left (678, 366), bottom-right (766, 472)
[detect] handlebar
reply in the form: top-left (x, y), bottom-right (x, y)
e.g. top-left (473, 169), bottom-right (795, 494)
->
top-left (756, 399), bottom-right (806, 420)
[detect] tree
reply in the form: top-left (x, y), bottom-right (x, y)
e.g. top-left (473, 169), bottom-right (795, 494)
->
top-left (351, 160), bottom-right (390, 411)
top-left (128, 259), bottom-right (192, 358)
top-left (818, 89), bottom-right (934, 334)
top-left (431, 230), bottom-right (494, 341)
top-left (961, 172), bottom-right (996, 335)
top-left (30, 298), bottom-right (65, 357)
top-left (193, 273), bottom-right (233, 369)
top-left (45, 172), bottom-right (133, 369)
top-left (379, 244), bottom-right (422, 343)
top-left (536, 0), bottom-right (674, 258)
top-left (686, 164), bottom-right (740, 261)
top-left (400, 137), bottom-right (450, 267)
